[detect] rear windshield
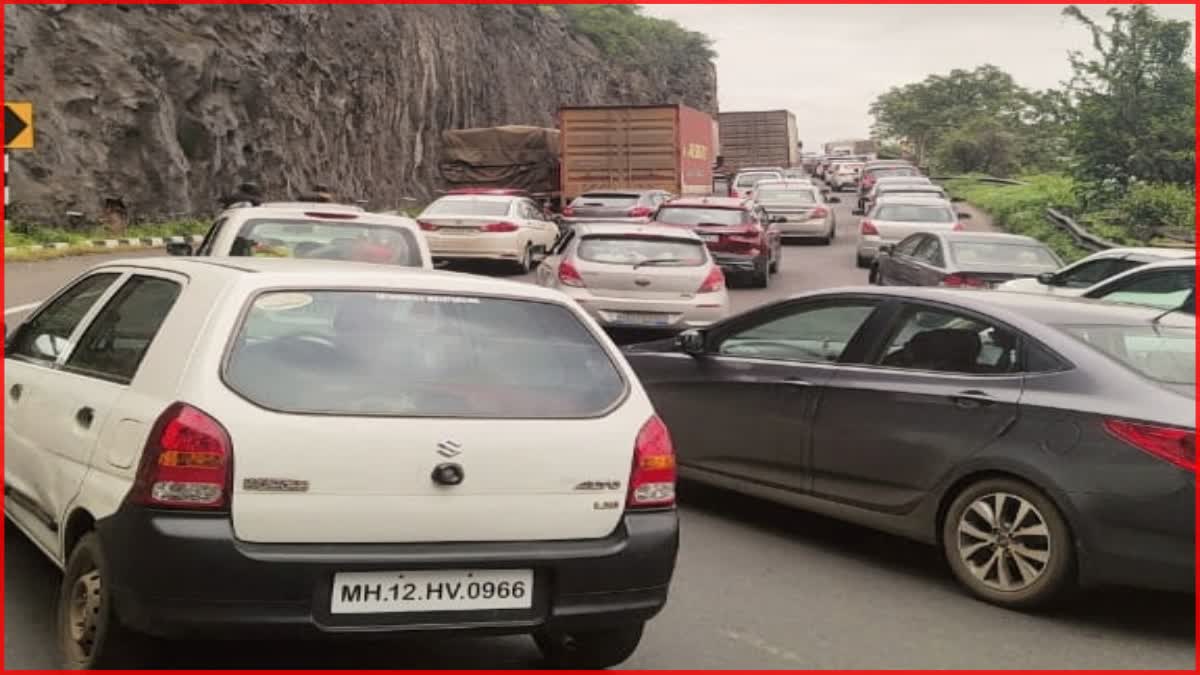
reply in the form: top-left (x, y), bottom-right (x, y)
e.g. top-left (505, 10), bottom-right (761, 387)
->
top-left (870, 167), bottom-right (921, 178)
top-left (950, 242), bottom-right (1060, 267)
top-left (873, 205), bottom-right (955, 223)
top-left (225, 291), bottom-right (626, 417)
top-left (655, 207), bottom-right (746, 227)
top-left (735, 172), bottom-right (781, 188)
top-left (577, 235), bottom-right (706, 267)
top-left (422, 199), bottom-right (511, 217)
top-left (574, 194), bottom-right (640, 208)
top-left (880, 187), bottom-right (944, 198)
top-left (1061, 324), bottom-right (1194, 385)
top-left (232, 219), bottom-right (423, 267)
top-left (755, 189), bottom-right (818, 205)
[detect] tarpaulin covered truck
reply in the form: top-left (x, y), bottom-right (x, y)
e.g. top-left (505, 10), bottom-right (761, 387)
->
top-left (439, 125), bottom-right (562, 206)
top-left (559, 104), bottom-right (716, 201)
top-left (717, 110), bottom-right (799, 172)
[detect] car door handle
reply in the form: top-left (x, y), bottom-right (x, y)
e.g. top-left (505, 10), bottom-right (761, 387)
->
top-left (8, 384), bottom-right (22, 401)
top-left (75, 406), bottom-right (95, 429)
top-left (951, 390), bottom-right (995, 408)
top-left (774, 378), bottom-right (814, 388)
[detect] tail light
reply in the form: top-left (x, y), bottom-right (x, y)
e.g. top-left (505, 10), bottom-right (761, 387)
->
top-left (810, 207), bottom-right (829, 218)
top-left (952, 221), bottom-right (965, 231)
top-left (128, 403), bottom-right (233, 510)
top-left (558, 259), bottom-right (585, 287)
top-left (628, 206), bottom-right (654, 218)
top-left (562, 206), bottom-right (576, 217)
top-left (941, 273), bottom-right (986, 288)
top-left (860, 220), bottom-right (879, 235)
top-left (417, 220), bottom-right (439, 232)
top-left (697, 266), bottom-right (725, 293)
top-left (481, 221), bottom-right (519, 233)
top-left (1104, 419), bottom-right (1195, 471)
top-left (627, 415), bottom-right (677, 509)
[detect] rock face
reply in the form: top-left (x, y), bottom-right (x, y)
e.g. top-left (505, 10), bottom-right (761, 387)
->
top-left (3, 5), bottom-right (717, 223)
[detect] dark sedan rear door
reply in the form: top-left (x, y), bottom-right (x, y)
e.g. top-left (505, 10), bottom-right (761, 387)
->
top-left (809, 300), bottom-right (1024, 512)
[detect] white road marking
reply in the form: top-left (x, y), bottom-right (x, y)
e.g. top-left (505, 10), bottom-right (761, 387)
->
top-left (722, 629), bottom-right (808, 665)
top-left (4, 302), bottom-right (40, 315)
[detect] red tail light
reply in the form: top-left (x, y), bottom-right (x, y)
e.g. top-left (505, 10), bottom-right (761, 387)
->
top-left (940, 273), bottom-right (986, 288)
top-left (562, 206), bottom-right (576, 217)
top-left (128, 403), bottom-right (233, 510)
top-left (627, 415), bottom-right (677, 509)
top-left (481, 221), bottom-right (519, 233)
top-left (1104, 419), bottom-right (1195, 471)
top-left (628, 206), bottom-right (654, 218)
top-left (860, 220), bottom-right (879, 235)
top-left (558, 259), bottom-right (585, 287)
top-left (697, 266), bottom-right (725, 293)
top-left (810, 207), bottom-right (829, 218)
top-left (417, 220), bottom-right (439, 232)
top-left (952, 221), bottom-right (965, 231)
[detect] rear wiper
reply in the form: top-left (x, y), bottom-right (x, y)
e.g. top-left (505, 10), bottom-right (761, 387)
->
top-left (695, 222), bottom-right (734, 228)
top-left (633, 257), bottom-right (684, 269)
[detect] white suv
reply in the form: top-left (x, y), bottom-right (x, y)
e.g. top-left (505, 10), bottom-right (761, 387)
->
top-left (171, 202), bottom-right (432, 268)
top-left (4, 257), bottom-right (678, 669)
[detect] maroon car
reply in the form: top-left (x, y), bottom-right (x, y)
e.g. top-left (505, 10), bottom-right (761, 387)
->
top-left (652, 197), bottom-right (782, 288)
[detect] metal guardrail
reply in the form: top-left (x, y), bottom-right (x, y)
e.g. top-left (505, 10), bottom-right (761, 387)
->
top-left (1044, 208), bottom-right (1119, 252)
top-left (929, 175), bottom-right (1027, 186)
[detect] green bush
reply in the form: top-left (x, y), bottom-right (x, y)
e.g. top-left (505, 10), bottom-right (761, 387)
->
top-left (1109, 182), bottom-right (1195, 242)
top-left (944, 174), bottom-right (1090, 262)
top-left (548, 5), bottom-right (715, 66)
top-left (5, 219), bottom-right (209, 248)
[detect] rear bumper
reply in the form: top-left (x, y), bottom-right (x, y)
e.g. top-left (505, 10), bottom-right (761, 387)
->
top-left (710, 252), bottom-right (762, 273)
top-left (98, 506), bottom-right (678, 639)
top-left (573, 296), bottom-right (729, 330)
top-left (775, 219), bottom-right (830, 236)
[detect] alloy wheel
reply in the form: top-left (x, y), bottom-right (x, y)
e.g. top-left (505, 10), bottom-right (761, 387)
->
top-left (955, 492), bottom-right (1051, 592)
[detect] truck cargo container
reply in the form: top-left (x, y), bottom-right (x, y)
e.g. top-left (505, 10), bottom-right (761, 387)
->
top-left (439, 125), bottom-right (561, 206)
top-left (559, 104), bottom-right (716, 201)
top-left (824, 138), bottom-right (878, 158)
top-left (717, 110), bottom-right (799, 173)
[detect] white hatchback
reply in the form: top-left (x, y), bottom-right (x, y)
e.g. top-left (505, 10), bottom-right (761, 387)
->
top-left (4, 257), bottom-right (678, 669)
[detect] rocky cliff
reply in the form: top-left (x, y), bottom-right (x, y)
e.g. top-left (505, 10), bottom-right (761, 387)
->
top-left (3, 4), bottom-right (717, 223)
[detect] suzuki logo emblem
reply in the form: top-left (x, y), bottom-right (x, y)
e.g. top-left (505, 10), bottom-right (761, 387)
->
top-left (436, 440), bottom-right (462, 458)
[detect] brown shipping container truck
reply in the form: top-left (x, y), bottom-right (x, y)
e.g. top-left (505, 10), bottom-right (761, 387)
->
top-left (717, 110), bottom-right (799, 172)
top-left (559, 104), bottom-right (716, 201)
top-left (439, 126), bottom-right (560, 195)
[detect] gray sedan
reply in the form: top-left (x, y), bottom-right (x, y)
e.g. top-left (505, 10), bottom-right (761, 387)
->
top-left (871, 231), bottom-right (1063, 288)
top-left (624, 287), bottom-right (1194, 609)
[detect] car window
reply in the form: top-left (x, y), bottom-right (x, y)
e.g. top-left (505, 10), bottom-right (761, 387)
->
top-left (231, 218), bottom-right (423, 267)
top-left (874, 204), bottom-right (955, 223)
top-left (894, 236), bottom-right (923, 257)
top-left (1058, 258), bottom-right (1142, 288)
top-left (64, 276), bottom-right (183, 384)
top-left (577, 235), bottom-right (706, 267)
top-left (8, 273), bottom-right (122, 364)
top-left (735, 172), bottom-right (781, 188)
top-left (1090, 269), bottom-right (1195, 310)
top-left (879, 307), bottom-right (1021, 374)
top-left (755, 189), bottom-right (818, 206)
top-left (655, 207), bottom-right (746, 227)
top-left (717, 302), bottom-right (878, 364)
top-left (574, 194), bottom-right (640, 208)
top-left (195, 217), bottom-right (228, 256)
top-left (225, 291), bottom-right (626, 418)
top-left (422, 198), bottom-right (512, 217)
top-left (949, 242), bottom-right (1060, 268)
top-left (912, 238), bottom-right (944, 266)
top-left (1062, 324), bottom-right (1193, 385)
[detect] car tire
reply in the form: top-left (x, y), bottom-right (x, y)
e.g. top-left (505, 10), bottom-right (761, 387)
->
top-left (751, 257), bottom-right (770, 288)
top-left (868, 265), bottom-right (880, 284)
top-left (941, 478), bottom-right (1075, 610)
top-left (535, 623), bottom-right (644, 669)
top-left (769, 246), bottom-right (781, 274)
top-left (515, 243), bottom-right (533, 274)
top-left (855, 254), bottom-right (871, 269)
top-left (59, 533), bottom-right (153, 669)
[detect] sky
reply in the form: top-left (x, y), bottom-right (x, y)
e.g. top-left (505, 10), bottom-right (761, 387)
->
top-left (643, 3), bottom-right (1196, 149)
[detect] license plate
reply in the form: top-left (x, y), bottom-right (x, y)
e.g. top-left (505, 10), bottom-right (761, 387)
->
top-left (608, 311), bottom-right (671, 327)
top-left (698, 233), bottom-right (720, 242)
top-left (330, 569), bottom-right (533, 614)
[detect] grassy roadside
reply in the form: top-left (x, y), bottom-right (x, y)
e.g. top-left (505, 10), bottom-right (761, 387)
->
top-left (943, 175), bottom-right (1091, 263)
top-left (4, 220), bottom-right (209, 262)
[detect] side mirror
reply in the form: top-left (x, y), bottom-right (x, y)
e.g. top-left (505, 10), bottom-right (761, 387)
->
top-left (1037, 272), bottom-right (1059, 286)
top-left (956, 212), bottom-right (972, 219)
top-left (676, 329), bottom-right (706, 356)
top-left (878, 243), bottom-right (895, 256)
top-left (950, 195), bottom-right (965, 203)
top-left (166, 242), bottom-right (194, 256)
top-left (852, 208), bottom-right (865, 216)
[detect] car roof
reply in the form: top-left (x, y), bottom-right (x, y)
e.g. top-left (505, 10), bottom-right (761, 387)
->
top-left (579, 189), bottom-right (665, 196)
top-left (573, 223), bottom-right (702, 239)
top-left (88, 256), bottom-right (566, 302)
top-left (219, 206), bottom-right (417, 225)
top-left (873, 195), bottom-right (952, 205)
top-left (1090, 247), bottom-right (1196, 260)
top-left (430, 194), bottom-right (516, 204)
top-left (665, 196), bottom-right (749, 209)
top-left (752, 180), bottom-right (817, 190)
top-left (735, 167), bottom-right (785, 173)
top-left (934, 231), bottom-right (1044, 245)
top-left (253, 201), bottom-right (365, 212)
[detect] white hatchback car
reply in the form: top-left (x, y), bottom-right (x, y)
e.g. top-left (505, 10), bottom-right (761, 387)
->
top-left (855, 196), bottom-right (963, 268)
top-left (171, 202), bottom-right (432, 268)
top-left (995, 247), bottom-right (1195, 297)
top-left (536, 223), bottom-right (731, 331)
top-left (417, 194), bottom-right (560, 272)
top-left (4, 257), bottom-right (678, 669)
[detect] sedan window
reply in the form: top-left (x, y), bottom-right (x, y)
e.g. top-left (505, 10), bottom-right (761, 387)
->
top-left (8, 273), bottom-right (122, 364)
top-left (422, 198), bottom-right (511, 217)
top-left (880, 308), bottom-right (1020, 374)
top-left (1089, 269), bottom-right (1195, 310)
top-left (1057, 258), bottom-right (1142, 288)
top-left (65, 276), bottom-right (183, 385)
top-left (655, 207), bottom-right (746, 227)
top-left (718, 302), bottom-right (878, 364)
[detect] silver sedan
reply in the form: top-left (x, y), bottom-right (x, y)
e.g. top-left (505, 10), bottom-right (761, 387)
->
top-left (752, 180), bottom-right (839, 245)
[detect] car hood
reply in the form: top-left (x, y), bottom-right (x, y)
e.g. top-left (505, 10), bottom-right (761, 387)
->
top-left (995, 277), bottom-right (1088, 296)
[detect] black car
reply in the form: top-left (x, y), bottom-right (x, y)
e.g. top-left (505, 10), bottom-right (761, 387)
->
top-left (871, 232), bottom-right (1064, 288)
top-left (624, 287), bottom-right (1194, 608)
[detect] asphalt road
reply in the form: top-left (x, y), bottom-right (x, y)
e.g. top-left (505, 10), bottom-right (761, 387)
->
top-left (3, 191), bottom-right (1194, 669)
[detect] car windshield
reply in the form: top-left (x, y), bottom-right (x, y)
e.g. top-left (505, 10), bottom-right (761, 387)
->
top-left (881, 188), bottom-right (943, 198)
top-left (231, 219), bottom-right (423, 266)
top-left (574, 194), bottom-right (640, 208)
top-left (735, 172), bottom-right (781, 188)
top-left (655, 207), bottom-right (745, 227)
top-left (1061, 324), bottom-right (1195, 385)
top-left (225, 291), bottom-right (626, 417)
top-left (422, 199), bottom-right (511, 217)
top-left (755, 189), bottom-right (818, 205)
top-left (873, 204), bottom-right (955, 223)
top-left (950, 242), bottom-right (1060, 267)
top-left (577, 235), bottom-right (706, 267)
top-left (871, 167), bottom-right (920, 178)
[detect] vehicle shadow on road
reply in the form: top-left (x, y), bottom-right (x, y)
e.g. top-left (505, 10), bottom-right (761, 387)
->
top-left (677, 480), bottom-right (1195, 643)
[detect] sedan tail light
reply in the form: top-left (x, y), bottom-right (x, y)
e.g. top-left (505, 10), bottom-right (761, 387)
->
top-left (697, 266), bottom-right (725, 293)
top-left (562, 206), bottom-right (576, 217)
top-left (628, 206), bottom-right (654, 218)
top-left (481, 221), bottom-right (519, 233)
top-left (417, 220), bottom-right (439, 232)
top-left (940, 273), bottom-right (987, 288)
top-left (128, 403), bottom-right (233, 511)
top-left (952, 221), bottom-right (966, 231)
top-left (558, 259), bottom-right (585, 287)
top-left (810, 207), bottom-right (829, 218)
top-left (1104, 419), bottom-right (1195, 471)
top-left (627, 416), bottom-right (677, 509)
top-left (860, 220), bottom-right (879, 235)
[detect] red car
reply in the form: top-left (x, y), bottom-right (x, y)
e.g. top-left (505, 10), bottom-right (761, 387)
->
top-left (651, 196), bottom-right (782, 288)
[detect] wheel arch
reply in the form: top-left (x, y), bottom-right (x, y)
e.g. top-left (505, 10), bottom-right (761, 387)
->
top-left (933, 467), bottom-right (1081, 553)
top-left (61, 507), bottom-right (97, 562)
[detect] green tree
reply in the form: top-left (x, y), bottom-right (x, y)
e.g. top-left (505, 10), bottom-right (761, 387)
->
top-left (1062, 5), bottom-right (1195, 193)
